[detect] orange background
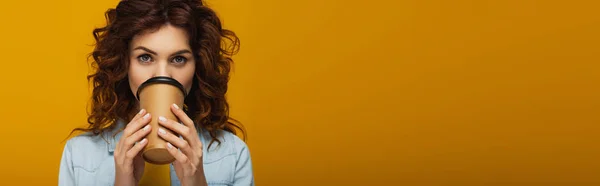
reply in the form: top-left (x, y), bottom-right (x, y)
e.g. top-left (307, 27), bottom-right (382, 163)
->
top-left (0, 0), bottom-right (599, 185)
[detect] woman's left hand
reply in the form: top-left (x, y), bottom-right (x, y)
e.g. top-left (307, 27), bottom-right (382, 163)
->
top-left (157, 103), bottom-right (207, 186)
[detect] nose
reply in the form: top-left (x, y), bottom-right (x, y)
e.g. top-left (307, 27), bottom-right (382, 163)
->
top-left (153, 60), bottom-right (171, 78)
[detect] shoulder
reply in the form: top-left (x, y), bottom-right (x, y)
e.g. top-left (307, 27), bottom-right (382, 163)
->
top-left (65, 123), bottom-right (123, 155)
top-left (201, 130), bottom-right (253, 184)
top-left (66, 132), bottom-right (109, 148)
top-left (201, 130), bottom-right (249, 163)
top-left (66, 132), bottom-right (111, 152)
top-left (219, 130), bottom-right (248, 152)
top-left (64, 132), bottom-right (113, 169)
top-left (61, 132), bottom-right (116, 185)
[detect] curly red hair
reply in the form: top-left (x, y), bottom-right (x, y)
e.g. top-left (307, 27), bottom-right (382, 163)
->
top-left (72, 0), bottom-right (244, 148)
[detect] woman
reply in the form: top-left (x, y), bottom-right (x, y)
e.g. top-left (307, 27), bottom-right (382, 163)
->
top-left (58, 0), bottom-right (253, 185)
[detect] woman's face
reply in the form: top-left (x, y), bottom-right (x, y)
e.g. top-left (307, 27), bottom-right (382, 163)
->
top-left (128, 24), bottom-right (196, 100)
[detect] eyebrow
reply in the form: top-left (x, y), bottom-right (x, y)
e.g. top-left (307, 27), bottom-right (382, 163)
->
top-left (133, 46), bottom-right (192, 56)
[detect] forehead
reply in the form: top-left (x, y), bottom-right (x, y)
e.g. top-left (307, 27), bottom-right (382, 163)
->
top-left (130, 24), bottom-right (190, 52)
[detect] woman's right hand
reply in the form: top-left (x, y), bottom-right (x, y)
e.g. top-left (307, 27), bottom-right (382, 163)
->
top-left (114, 109), bottom-right (152, 186)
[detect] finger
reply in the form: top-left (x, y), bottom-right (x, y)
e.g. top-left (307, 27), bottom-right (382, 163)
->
top-left (131, 109), bottom-right (147, 124)
top-left (158, 116), bottom-right (194, 142)
top-left (124, 124), bottom-right (152, 150)
top-left (165, 142), bottom-right (192, 166)
top-left (124, 112), bottom-right (151, 137)
top-left (157, 127), bottom-right (194, 156)
top-left (171, 104), bottom-right (195, 129)
top-left (116, 109), bottom-right (147, 150)
top-left (125, 138), bottom-right (148, 161)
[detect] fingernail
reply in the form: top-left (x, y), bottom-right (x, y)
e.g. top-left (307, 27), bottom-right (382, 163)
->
top-left (140, 138), bottom-right (147, 144)
top-left (167, 142), bottom-right (173, 149)
top-left (158, 128), bottom-right (166, 135)
top-left (138, 109), bottom-right (145, 115)
top-left (143, 113), bottom-right (150, 120)
top-left (142, 125), bottom-right (150, 131)
top-left (158, 116), bottom-right (166, 122)
top-left (172, 104), bottom-right (179, 110)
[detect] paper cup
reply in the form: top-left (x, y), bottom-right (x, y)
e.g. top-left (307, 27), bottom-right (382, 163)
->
top-left (136, 76), bottom-right (186, 164)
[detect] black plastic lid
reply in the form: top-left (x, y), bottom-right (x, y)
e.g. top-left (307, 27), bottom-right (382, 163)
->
top-left (136, 76), bottom-right (186, 100)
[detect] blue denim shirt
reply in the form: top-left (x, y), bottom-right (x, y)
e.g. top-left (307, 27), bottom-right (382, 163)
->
top-left (58, 120), bottom-right (254, 186)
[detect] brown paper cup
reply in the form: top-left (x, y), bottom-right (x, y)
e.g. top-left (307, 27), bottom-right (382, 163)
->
top-left (136, 76), bottom-right (186, 164)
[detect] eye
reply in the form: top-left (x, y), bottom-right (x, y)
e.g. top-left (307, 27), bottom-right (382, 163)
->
top-left (172, 56), bottom-right (187, 64)
top-left (137, 54), bottom-right (152, 63)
